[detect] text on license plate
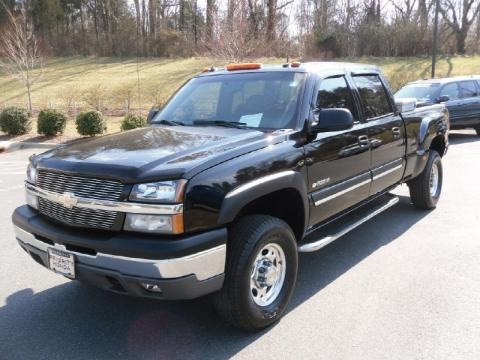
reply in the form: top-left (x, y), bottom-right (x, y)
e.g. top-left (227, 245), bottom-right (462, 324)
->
top-left (47, 248), bottom-right (75, 279)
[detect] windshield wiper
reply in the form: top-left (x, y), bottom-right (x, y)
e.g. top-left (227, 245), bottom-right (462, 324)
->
top-left (192, 120), bottom-right (247, 129)
top-left (155, 119), bottom-right (186, 126)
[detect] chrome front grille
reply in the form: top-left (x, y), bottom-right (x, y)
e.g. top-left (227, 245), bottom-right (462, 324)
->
top-left (37, 171), bottom-right (123, 201)
top-left (36, 170), bottom-right (124, 230)
top-left (38, 198), bottom-right (119, 230)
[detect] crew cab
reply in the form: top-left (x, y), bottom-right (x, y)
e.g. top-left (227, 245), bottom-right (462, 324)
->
top-left (12, 62), bottom-right (449, 331)
top-left (396, 76), bottom-right (480, 135)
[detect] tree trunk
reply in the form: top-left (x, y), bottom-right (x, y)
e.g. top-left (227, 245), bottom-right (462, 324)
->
top-left (206, 0), bottom-right (215, 42)
top-left (141, 0), bottom-right (147, 55)
top-left (179, 0), bottom-right (185, 32)
top-left (266, 0), bottom-right (276, 41)
top-left (456, 30), bottom-right (467, 54)
top-left (26, 70), bottom-right (32, 113)
top-left (227, 0), bottom-right (235, 30)
top-left (79, 1), bottom-right (87, 55)
top-left (133, 0), bottom-right (142, 56)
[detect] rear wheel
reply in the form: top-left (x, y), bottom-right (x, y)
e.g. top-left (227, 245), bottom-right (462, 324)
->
top-left (475, 125), bottom-right (480, 136)
top-left (214, 215), bottom-right (298, 331)
top-left (407, 150), bottom-right (443, 209)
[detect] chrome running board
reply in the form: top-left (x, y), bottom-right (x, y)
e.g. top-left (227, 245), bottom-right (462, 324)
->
top-left (298, 195), bottom-right (400, 253)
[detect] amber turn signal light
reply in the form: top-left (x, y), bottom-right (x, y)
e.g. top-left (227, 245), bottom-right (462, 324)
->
top-left (226, 63), bottom-right (262, 71)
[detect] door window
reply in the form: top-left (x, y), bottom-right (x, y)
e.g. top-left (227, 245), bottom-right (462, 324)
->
top-left (459, 81), bottom-right (478, 98)
top-left (316, 76), bottom-right (357, 121)
top-left (353, 75), bottom-right (393, 119)
top-left (440, 83), bottom-right (460, 100)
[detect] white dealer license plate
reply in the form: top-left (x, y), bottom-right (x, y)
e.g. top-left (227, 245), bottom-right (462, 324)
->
top-left (48, 248), bottom-right (76, 279)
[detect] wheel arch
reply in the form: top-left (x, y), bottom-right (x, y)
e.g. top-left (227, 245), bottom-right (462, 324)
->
top-left (217, 171), bottom-right (309, 241)
top-left (429, 134), bottom-right (447, 157)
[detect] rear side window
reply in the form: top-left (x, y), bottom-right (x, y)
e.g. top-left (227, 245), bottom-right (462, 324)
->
top-left (440, 82), bottom-right (460, 100)
top-left (316, 76), bottom-right (357, 120)
top-left (459, 81), bottom-right (478, 98)
top-left (353, 75), bottom-right (392, 119)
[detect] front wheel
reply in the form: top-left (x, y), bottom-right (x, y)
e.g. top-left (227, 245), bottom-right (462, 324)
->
top-left (407, 150), bottom-right (443, 209)
top-left (214, 215), bottom-right (298, 331)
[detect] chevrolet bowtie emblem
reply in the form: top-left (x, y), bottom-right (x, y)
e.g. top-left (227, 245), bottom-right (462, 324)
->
top-left (59, 192), bottom-right (78, 209)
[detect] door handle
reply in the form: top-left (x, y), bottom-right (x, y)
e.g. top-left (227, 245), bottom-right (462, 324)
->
top-left (392, 127), bottom-right (401, 138)
top-left (358, 135), bottom-right (370, 147)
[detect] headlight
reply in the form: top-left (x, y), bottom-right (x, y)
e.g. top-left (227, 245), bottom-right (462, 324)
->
top-left (124, 214), bottom-right (184, 234)
top-left (27, 163), bottom-right (37, 184)
top-left (129, 180), bottom-right (186, 203)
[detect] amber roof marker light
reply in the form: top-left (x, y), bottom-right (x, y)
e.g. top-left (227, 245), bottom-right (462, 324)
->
top-left (290, 61), bottom-right (301, 68)
top-left (226, 63), bottom-right (262, 71)
top-left (201, 66), bottom-right (215, 73)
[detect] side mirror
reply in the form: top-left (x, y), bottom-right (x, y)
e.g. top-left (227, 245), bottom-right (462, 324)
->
top-left (147, 107), bottom-right (160, 123)
top-left (311, 108), bottom-right (354, 133)
top-left (395, 98), bottom-right (416, 112)
top-left (437, 95), bottom-right (450, 103)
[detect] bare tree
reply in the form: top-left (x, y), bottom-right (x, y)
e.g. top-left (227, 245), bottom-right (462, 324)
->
top-left (440, 0), bottom-right (480, 54)
top-left (0, 5), bottom-right (43, 113)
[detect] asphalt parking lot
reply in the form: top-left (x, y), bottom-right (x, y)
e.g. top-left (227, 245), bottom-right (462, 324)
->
top-left (1, 131), bottom-right (480, 359)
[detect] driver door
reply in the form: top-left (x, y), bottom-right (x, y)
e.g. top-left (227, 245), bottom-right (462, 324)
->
top-left (305, 75), bottom-right (372, 227)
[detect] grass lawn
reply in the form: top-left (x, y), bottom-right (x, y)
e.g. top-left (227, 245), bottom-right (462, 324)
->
top-left (1, 55), bottom-right (479, 141)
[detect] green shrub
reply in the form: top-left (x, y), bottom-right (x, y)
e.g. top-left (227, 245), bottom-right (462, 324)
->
top-left (0, 107), bottom-right (31, 135)
top-left (37, 109), bottom-right (67, 136)
top-left (121, 114), bottom-right (147, 131)
top-left (75, 111), bottom-right (106, 136)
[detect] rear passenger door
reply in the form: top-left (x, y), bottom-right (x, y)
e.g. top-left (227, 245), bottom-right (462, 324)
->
top-left (305, 75), bottom-right (371, 227)
top-left (458, 80), bottom-right (480, 126)
top-left (352, 74), bottom-right (406, 195)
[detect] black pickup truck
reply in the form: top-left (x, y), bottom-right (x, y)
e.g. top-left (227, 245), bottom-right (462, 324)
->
top-left (12, 62), bottom-right (449, 331)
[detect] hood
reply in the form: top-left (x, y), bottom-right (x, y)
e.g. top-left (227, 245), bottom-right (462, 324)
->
top-left (35, 125), bottom-right (279, 183)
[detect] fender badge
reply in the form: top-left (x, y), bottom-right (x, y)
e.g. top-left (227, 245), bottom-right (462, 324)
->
top-left (312, 178), bottom-right (330, 189)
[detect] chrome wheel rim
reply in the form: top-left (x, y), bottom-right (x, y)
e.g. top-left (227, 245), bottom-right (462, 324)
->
top-left (250, 243), bottom-right (286, 307)
top-left (429, 163), bottom-right (439, 197)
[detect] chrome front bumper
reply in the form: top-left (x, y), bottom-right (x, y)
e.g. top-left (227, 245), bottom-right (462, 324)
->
top-left (14, 225), bottom-right (226, 282)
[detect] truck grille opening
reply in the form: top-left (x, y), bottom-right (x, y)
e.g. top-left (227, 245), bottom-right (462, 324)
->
top-left (37, 171), bottom-right (124, 201)
top-left (38, 197), bottom-right (118, 230)
top-left (36, 170), bottom-right (124, 230)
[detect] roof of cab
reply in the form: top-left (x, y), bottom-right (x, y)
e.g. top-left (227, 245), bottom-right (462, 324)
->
top-left (407, 75), bottom-right (480, 86)
top-left (197, 61), bottom-right (380, 77)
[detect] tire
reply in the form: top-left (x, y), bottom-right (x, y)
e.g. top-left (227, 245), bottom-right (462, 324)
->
top-left (407, 150), bottom-right (443, 209)
top-left (214, 215), bottom-right (298, 331)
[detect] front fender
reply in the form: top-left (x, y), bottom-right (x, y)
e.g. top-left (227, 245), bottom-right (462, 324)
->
top-left (217, 171), bottom-right (309, 228)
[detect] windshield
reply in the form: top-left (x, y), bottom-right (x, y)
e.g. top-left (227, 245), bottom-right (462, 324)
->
top-left (154, 72), bottom-right (307, 130)
top-left (395, 83), bottom-right (440, 101)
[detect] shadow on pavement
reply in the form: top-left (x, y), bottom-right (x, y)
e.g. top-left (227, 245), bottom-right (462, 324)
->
top-left (448, 131), bottom-right (479, 145)
top-left (0, 196), bottom-right (429, 359)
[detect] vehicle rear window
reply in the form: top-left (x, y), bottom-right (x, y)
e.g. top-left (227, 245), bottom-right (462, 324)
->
top-left (316, 76), bottom-right (357, 121)
top-left (353, 75), bottom-right (392, 119)
top-left (156, 72), bottom-right (307, 130)
top-left (459, 81), bottom-right (478, 98)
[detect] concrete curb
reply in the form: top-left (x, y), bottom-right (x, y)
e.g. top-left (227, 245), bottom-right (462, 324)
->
top-left (0, 141), bottom-right (57, 153)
